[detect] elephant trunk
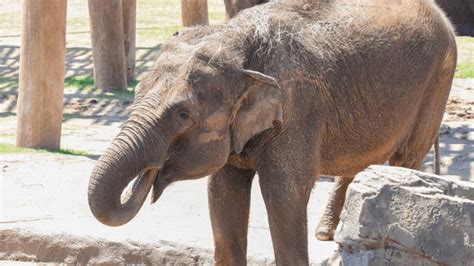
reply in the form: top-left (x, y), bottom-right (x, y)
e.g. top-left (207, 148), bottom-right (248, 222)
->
top-left (88, 103), bottom-right (171, 226)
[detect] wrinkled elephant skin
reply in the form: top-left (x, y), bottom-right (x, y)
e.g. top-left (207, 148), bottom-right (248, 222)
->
top-left (88, 0), bottom-right (457, 265)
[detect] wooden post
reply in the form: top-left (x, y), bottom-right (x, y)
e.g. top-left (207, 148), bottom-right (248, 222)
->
top-left (88, 0), bottom-right (128, 91)
top-left (224, 0), bottom-right (264, 19)
top-left (122, 0), bottom-right (136, 83)
top-left (181, 0), bottom-right (209, 27)
top-left (16, 0), bottom-right (68, 150)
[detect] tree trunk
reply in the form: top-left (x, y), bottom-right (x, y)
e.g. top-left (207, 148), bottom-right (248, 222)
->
top-left (224, 0), bottom-right (266, 19)
top-left (122, 0), bottom-right (136, 82)
top-left (16, 0), bottom-right (68, 150)
top-left (181, 0), bottom-right (209, 27)
top-left (88, 0), bottom-right (128, 91)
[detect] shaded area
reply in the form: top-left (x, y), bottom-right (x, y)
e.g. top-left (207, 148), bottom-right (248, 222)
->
top-left (439, 124), bottom-right (473, 181)
top-left (422, 124), bottom-right (474, 182)
top-left (0, 44), bottom-right (161, 80)
top-left (0, 44), bottom-right (161, 125)
top-left (0, 46), bottom-right (19, 80)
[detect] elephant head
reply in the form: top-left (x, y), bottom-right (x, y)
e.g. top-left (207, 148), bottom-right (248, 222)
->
top-left (87, 41), bottom-right (283, 226)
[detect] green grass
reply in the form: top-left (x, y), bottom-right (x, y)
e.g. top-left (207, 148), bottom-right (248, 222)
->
top-left (0, 143), bottom-right (89, 156)
top-left (64, 75), bottom-right (136, 100)
top-left (455, 36), bottom-right (474, 78)
top-left (0, 77), bottom-right (19, 92)
top-left (0, 76), bottom-right (18, 84)
top-left (0, 112), bottom-right (16, 118)
top-left (0, 132), bottom-right (15, 138)
top-left (455, 64), bottom-right (474, 79)
top-left (138, 25), bottom-right (181, 41)
top-left (64, 75), bottom-right (95, 92)
top-left (57, 147), bottom-right (90, 156)
top-left (0, 75), bottom-right (135, 101)
top-left (0, 143), bottom-right (42, 154)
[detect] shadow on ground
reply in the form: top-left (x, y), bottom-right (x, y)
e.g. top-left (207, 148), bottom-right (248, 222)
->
top-left (422, 124), bottom-right (474, 182)
top-left (0, 45), bottom-right (161, 79)
top-left (0, 44), bottom-right (161, 125)
top-left (439, 124), bottom-right (474, 181)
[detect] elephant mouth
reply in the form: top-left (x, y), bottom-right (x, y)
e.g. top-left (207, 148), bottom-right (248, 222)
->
top-left (121, 167), bottom-right (160, 205)
top-left (151, 164), bottom-right (172, 204)
top-left (121, 161), bottom-right (173, 206)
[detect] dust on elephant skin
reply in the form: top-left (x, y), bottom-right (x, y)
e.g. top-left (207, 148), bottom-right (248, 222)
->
top-left (88, 0), bottom-right (457, 264)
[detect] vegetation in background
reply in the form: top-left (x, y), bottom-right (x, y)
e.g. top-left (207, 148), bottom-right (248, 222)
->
top-left (0, 77), bottom-right (19, 91)
top-left (64, 75), bottom-right (136, 100)
top-left (455, 37), bottom-right (474, 79)
top-left (1, 76), bottom-right (136, 98)
top-left (136, 0), bottom-right (225, 44)
top-left (0, 143), bottom-right (89, 156)
top-left (0, 0), bottom-right (226, 47)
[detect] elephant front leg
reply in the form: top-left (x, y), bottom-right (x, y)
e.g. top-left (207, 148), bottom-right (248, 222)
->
top-left (315, 176), bottom-right (353, 241)
top-left (258, 167), bottom-right (316, 265)
top-left (208, 164), bottom-right (255, 266)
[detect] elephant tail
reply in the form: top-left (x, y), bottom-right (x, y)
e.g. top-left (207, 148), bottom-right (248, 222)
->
top-left (434, 136), bottom-right (441, 175)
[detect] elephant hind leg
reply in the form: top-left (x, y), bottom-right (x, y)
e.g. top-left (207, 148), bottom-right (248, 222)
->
top-left (389, 148), bottom-right (425, 170)
top-left (388, 106), bottom-right (444, 171)
top-left (315, 176), bottom-right (353, 241)
top-left (389, 117), bottom-right (441, 171)
top-left (389, 46), bottom-right (454, 171)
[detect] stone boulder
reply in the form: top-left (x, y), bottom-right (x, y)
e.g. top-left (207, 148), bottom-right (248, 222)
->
top-left (330, 166), bottom-right (474, 265)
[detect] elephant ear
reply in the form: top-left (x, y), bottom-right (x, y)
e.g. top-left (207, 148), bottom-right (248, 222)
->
top-left (231, 69), bottom-right (283, 154)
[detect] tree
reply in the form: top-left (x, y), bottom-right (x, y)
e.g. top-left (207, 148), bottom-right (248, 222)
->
top-left (223, 0), bottom-right (267, 19)
top-left (88, 0), bottom-right (128, 91)
top-left (16, 0), bottom-right (68, 150)
top-left (122, 0), bottom-right (137, 82)
top-left (181, 0), bottom-right (209, 27)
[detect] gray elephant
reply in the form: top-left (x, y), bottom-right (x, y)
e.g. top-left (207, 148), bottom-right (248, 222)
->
top-left (88, 0), bottom-right (457, 264)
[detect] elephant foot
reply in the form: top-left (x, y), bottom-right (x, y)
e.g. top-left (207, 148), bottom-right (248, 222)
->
top-left (315, 222), bottom-right (335, 241)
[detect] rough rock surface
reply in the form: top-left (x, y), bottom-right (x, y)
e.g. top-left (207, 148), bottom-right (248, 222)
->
top-left (0, 229), bottom-right (214, 265)
top-left (332, 166), bottom-right (474, 266)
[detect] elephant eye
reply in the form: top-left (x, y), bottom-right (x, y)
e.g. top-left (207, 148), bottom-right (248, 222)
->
top-left (179, 111), bottom-right (189, 120)
top-left (178, 110), bottom-right (191, 120)
top-left (175, 108), bottom-right (195, 129)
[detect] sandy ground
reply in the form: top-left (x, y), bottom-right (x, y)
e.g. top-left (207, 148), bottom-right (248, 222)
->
top-left (0, 151), bottom-right (338, 264)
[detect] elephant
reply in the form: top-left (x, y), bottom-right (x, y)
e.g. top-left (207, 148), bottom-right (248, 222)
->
top-left (88, 0), bottom-right (457, 264)
top-left (223, 0), bottom-right (269, 19)
top-left (436, 0), bottom-right (474, 36)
